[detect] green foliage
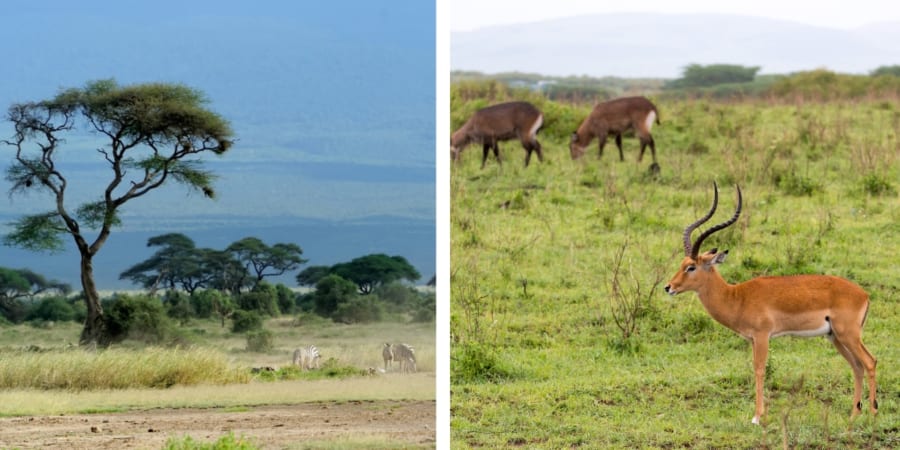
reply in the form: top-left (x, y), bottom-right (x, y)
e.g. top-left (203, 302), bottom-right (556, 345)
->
top-left (870, 65), bottom-right (900, 77)
top-left (26, 296), bottom-right (77, 323)
top-left (230, 310), bottom-right (263, 333)
top-left (451, 342), bottom-right (520, 383)
top-left (236, 290), bottom-right (280, 317)
top-left (666, 63), bottom-right (760, 88)
top-left (103, 294), bottom-right (174, 345)
top-left (164, 433), bottom-right (259, 450)
top-left (227, 237), bottom-right (307, 288)
top-left (330, 254), bottom-right (421, 294)
top-left (332, 296), bottom-right (384, 324)
top-left (312, 275), bottom-right (359, 318)
top-left (2, 213), bottom-right (67, 252)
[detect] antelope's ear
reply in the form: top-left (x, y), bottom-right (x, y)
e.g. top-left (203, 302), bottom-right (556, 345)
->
top-left (712, 250), bottom-right (729, 265)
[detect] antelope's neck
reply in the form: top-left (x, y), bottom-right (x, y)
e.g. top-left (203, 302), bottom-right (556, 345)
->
top-left (694, 272), bottom-right (740, 330)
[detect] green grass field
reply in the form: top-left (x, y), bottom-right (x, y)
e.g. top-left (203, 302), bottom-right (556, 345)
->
top-left (450, 98), bottom-right (900, 448)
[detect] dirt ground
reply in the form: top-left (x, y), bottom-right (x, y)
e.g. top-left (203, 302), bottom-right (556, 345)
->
top-left (0, 400), bottom-right (435, 449)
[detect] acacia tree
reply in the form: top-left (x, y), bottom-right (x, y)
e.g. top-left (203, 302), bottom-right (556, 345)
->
top-left (331, 254), bottom-right (421, 294)
top-left (2, 79), bottom-right (233, 346)
top-left (227, 237), bottom-right (306, 288)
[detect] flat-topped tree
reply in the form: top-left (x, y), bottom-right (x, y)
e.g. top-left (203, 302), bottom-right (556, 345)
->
top-left (2, 79), bottom-right (233, 346)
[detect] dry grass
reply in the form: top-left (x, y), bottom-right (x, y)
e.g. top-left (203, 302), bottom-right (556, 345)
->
top-left (0, 374), bottom-right (434, 416)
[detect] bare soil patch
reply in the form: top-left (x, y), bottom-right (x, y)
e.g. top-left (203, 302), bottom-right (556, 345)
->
top-left (0, 400), bottom-right (435, 449)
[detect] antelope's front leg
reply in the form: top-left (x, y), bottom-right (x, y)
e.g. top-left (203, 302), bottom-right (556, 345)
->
top-left (751, 335), bottom-right (770, 425)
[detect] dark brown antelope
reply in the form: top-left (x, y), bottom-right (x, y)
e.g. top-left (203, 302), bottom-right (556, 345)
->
top-left (664, 183), bottom-right (877, 425)
top-left (451, 101), bottom-right (544, 168)
top-left (569, 96), bottom-right (659, 164)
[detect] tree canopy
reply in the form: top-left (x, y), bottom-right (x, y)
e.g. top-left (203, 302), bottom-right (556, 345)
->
top-left (325, 253), bottom-right (421, 294)
top-left (2, 79), bottom-right (233, 345)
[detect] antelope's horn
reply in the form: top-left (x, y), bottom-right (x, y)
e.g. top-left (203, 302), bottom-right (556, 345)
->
top-left (683, 182), bottom-right (719, 257)
top-left (690, 185), bottom-right (742, 260)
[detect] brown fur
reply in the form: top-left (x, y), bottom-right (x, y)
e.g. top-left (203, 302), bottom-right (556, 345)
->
top-left (451, 101), bottom-right (544, 168)
top-left (569, 96), bottom-right (659, 163)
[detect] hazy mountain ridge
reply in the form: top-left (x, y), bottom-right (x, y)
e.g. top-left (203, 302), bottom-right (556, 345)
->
top-left (451, 13), bottom-right (900, 78)
top-left (0, 1), bottom-right (436, 288)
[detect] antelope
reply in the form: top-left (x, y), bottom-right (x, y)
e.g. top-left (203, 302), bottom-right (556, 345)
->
top-left (451, 101), bottom-right (544, 168)
top-left (569, 96), bottom-right (659, 164)
top-left (664, 183), bottom-right (877, 425)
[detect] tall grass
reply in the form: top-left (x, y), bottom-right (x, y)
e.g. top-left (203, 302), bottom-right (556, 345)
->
top-left (0, 347), bottom-right (249, 390)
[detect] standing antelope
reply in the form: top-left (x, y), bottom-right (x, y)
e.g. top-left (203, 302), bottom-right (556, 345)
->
top-left (569, 96), bottom-right (659, 164)
top-left (451, 101), bottom-right (544, 168)
top-left (664, 183), bottom-right (877, 425)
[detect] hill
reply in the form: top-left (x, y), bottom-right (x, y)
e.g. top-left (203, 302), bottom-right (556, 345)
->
top-left (451, 13), bottom-right (900, 77)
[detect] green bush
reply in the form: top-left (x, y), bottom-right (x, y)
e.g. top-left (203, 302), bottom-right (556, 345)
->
top-left (332, 296), bottom-right (384, 324)
top-left (451, 342), bottom-right (520, 383)
top-left (237, 291), bottom-right (280, 316)
top-left (26, 296), bottom-right (76, 322)
top-left (231, 310), bottom-right (263, 333)
top-left (103, 294), bottom-right (174, 345)
top-left (164, 432), bottom-right (258, 450)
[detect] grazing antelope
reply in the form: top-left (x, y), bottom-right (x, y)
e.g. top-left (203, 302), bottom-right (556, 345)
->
top-left (451, 101), bottom-right (544, 168)
top-left (569, 96), bottom-right (659, 164)
top-left (292, 345), bottom-right (321, 370)
top-left (382, 342), bottom-right (394, 371)
top-left (664, 183), bottom-right (877, 425)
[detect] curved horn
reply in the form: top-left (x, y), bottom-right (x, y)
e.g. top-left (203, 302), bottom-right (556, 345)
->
top-left (683, 182), bottom-right (719, 256)
top-left (690, 185), bottom-right (742, 260)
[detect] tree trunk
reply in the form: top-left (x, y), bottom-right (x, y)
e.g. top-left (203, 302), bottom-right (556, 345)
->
top-left (78, 253), bottom-right (107, 347)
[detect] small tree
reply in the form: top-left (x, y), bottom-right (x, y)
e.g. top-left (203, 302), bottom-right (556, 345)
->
top-left (2, 79), bottom-right (233, 346)
top-left (312, 274), bottom-right (358, 318)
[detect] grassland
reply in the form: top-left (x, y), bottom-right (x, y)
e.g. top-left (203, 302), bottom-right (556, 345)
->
top-left (450, 98), bottom-right (900, 448)
top-left (0, 319), bottom-right (435, 415)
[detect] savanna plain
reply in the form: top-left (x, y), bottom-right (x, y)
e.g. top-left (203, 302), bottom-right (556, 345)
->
top-left (450, 86), bottom-right (900, 448)
top-left (0, 319), bottom-right (435, 449)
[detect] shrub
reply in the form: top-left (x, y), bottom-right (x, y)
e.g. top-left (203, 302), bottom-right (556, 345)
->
top-left (26, 296), bottom-right (76, 322)
top-left (237, 291), bottom-right (280, 316)
top-left (275, 283), bottom-right (296, 315)
top-left (231, 310), bottom-right (263, 333)
top-left (451, 342), bottom-right (520, 383)
top-left (103, 294), bottom-right (173, 345)
top-left (332, 296), bottom-right (384, 324)
top-left (165, 291), bottom-right (195, 325)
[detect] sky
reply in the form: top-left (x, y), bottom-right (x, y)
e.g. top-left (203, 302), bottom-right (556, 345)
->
top-left (450, 0), bottom-right (900, 32)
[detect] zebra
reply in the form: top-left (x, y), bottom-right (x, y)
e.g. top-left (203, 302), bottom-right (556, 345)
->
top-left (382, 343), bottom-right (394, 371)
top-left (292, 344), bottom-right (321, 370)
top-left (393, 343), bottom-right (416, 373)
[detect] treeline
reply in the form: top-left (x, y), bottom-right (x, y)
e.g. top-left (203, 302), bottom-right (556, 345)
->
top-left (452, 64), bottom-right (900, 104)
top-left (0, 234), bottom-right (433, 347)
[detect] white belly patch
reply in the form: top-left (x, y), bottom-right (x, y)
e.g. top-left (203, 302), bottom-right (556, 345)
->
top-left (771, 319), bottom-right (831, 338)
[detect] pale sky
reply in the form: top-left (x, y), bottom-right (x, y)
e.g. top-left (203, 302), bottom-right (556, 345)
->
top-left (450, 0), bottom-right (900, 32)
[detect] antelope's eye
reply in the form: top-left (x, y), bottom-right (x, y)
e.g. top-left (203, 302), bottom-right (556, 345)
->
top-left (685, 265), bottom-right (696, 273)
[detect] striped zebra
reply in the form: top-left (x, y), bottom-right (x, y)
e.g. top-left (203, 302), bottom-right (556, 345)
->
top-left (292, 344), bottom-right (321, 370)
top-left (382, 343), bottom-right (394, 371)
top-left (393, 343), bottom-right (416, 373)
